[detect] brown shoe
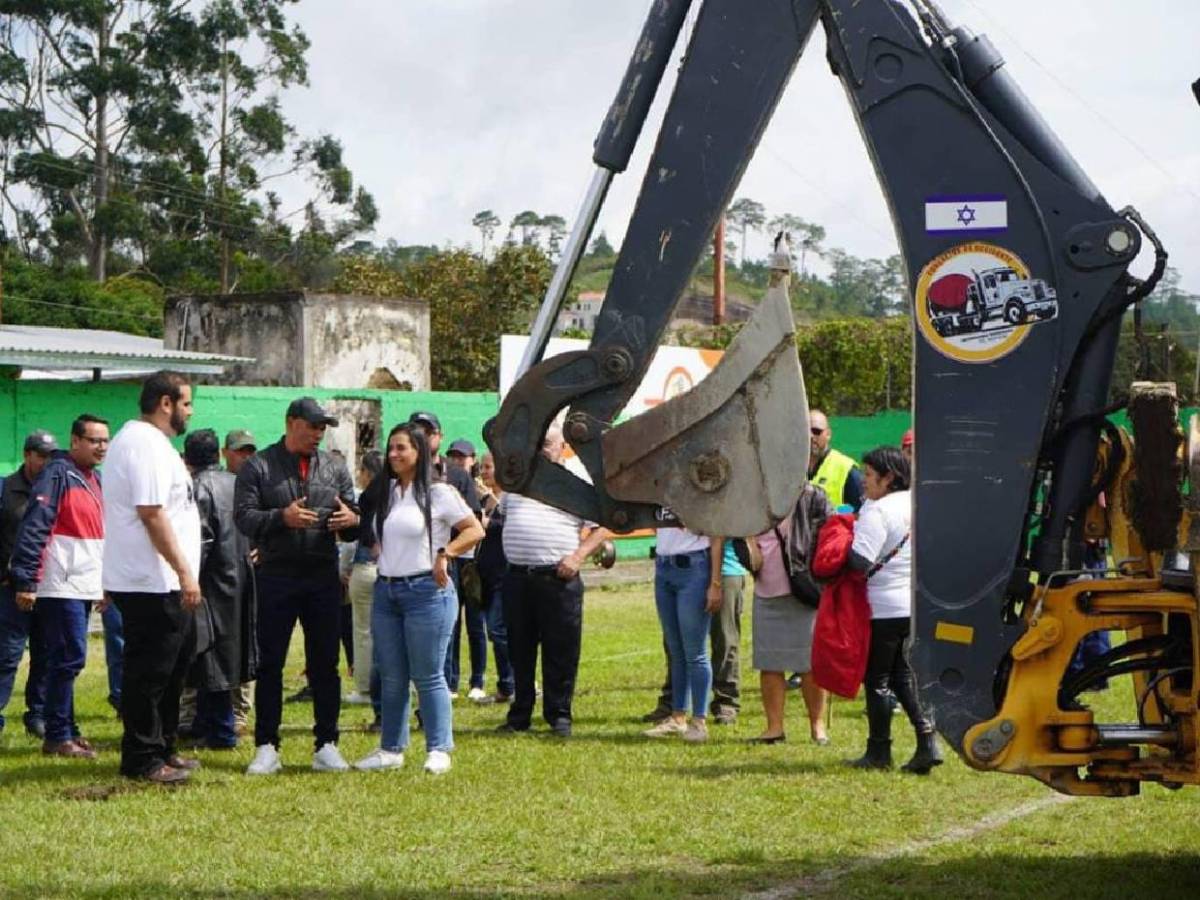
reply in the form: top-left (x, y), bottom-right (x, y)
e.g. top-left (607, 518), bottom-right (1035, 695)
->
top-left (144, 763), bottom-right (190, 784)
top-left (167, 754), bottom-right (202, 771)
top-left (234, 723), bottom-right (249, 736)
top-left (42, 739), bottom-right (97, 759)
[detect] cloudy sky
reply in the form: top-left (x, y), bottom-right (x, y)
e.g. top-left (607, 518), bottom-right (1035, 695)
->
top-left (282, 0), bottom-right (1200, 289)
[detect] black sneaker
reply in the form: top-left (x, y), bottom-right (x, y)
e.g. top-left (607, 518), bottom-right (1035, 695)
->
top-left (495, 722), bottom-right (529, 733)
top-left (24, 715), bottom-right (45, 739)
top-left (550, 719), bottom-right (572, 738)
top-left (285, 685), bottom-right (313, 704)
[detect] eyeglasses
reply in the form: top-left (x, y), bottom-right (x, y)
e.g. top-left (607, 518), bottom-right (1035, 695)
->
top-left (81, 436), bottom-right (110, 446)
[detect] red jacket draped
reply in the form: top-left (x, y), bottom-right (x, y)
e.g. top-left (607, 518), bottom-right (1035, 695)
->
top-left (810, 513), bottom-right (871, 699)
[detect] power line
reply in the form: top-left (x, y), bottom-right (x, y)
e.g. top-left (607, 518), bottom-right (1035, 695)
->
top-left (0, 289), bottom-right (162, 323)
top-left (953, 0), bottom-right (1200, 206)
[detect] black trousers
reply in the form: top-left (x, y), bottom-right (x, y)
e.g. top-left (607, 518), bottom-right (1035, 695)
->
top-left (863, 616), bottom-right (932, 737)
top-left (255, 572), bottom-right (342, 750)
top-left (111, 592), bottom-right (195, 777)
top-left (502, 570), bottom-right (583, 728)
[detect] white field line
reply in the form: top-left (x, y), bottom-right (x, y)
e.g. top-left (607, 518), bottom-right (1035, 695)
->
top-left (742, 792), bottom-right (1073, 900)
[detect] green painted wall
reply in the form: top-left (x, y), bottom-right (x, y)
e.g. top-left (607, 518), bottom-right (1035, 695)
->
top-left (0, 380), bottom-right (921, 561)
top-left (0, 381), bottom-right (498, 472)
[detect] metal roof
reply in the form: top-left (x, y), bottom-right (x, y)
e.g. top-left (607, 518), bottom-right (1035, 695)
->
top-left (0, 324), bottom-right (254, 375)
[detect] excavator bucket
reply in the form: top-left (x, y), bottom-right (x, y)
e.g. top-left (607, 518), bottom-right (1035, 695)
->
top-left (600, 269), bottom-right (809, 537)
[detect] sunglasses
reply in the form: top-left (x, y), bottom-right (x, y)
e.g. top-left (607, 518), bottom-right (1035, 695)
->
top-left (810, 427), bottom-right (826, 436)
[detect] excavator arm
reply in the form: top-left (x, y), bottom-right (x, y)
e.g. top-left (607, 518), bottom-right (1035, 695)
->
top-left (488, 1), bottom-right (1191, 795)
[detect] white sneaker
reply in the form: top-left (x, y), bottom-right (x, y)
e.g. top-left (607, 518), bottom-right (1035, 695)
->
top-left (353, 748), bottom-right (404, 771)
top-left (312, 742), bottom-right (350, 772)
top-left (467, 687), bottom-right (488, 702)
top-left (344, 691), bottom-right (371, 705)
top-left (246, 743), bottom-right (282, 776)
top-left (643, 717), bottom-right (688, 738)
top-left (423, 750), bottom-right (452, 775)
top-left (683, 720), bottom-right (709, 743)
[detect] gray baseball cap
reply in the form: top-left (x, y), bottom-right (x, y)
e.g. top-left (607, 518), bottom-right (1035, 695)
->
top-left (23, 430), bottom-right (58, 454)
top-left (224, 429), bottom-right (257, 451)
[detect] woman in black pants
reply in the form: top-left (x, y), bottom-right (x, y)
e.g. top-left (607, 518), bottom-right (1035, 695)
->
top-left (846, 446), bottom-right (942, 774)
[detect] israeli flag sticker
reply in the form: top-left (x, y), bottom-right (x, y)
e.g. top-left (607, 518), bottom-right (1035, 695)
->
top-left (925, 194), bottom-right (1008, 235)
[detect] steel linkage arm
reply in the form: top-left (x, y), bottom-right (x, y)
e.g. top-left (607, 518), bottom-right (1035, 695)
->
top-left (488, 0), bottom-right (822, 532)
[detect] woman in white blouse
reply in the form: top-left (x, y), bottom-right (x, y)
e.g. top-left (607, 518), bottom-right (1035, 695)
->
top-left (353, 423), bottom-right (483, 775)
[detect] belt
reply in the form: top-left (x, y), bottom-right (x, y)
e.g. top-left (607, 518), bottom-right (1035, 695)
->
top-left (377, 571), bottom-right (433, 584)
top-left (508, 563), bottom-right (560, 576)
top-left (658, 549), bottom-right (709, 568)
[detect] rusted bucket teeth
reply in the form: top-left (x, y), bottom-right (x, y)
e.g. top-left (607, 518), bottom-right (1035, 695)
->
top-left (601, 274), bottom-right (809, 536)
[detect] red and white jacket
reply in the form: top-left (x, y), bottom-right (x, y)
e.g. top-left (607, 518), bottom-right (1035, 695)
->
top-left (9, 452), bottom-right (104, 600)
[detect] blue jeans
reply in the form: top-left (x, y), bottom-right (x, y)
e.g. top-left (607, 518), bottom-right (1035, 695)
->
top-left (195, 689), bottom-right (237, 748)
top-left (654, 554), bottom-right (713, 719)
top-left (101, 603), bottom-right (124, 709)
top-left (373, 575), bottom-right (457, 753)
top-left (0, 584), bottom-right (46, 732)
top-left (39, 597), bottom-right (90, 743)
top-left (485, 586), bottom-right (515, 696)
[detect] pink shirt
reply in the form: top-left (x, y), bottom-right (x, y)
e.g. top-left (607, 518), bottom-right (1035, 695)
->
top-left (753, 517), bottom-right (792, 598)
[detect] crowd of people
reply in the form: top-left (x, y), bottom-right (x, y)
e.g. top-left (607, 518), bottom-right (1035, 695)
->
top-left (0, 372), bottom-right (940, 783)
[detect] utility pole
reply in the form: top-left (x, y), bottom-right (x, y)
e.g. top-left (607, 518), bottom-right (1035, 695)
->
top-left (713, 216), bottom-right (726, 326)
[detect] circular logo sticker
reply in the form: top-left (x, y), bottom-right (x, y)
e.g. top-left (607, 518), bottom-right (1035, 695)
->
top-left (914, 242), bottom-right (1058, 363)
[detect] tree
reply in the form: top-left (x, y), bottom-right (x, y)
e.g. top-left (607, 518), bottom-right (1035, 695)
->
top-left (0, 1), bottom-right (376, 292)
top-left (472, 209), bottom-right (501, 256)
top-left (589, 231), bottom-right (615, 257)
top-left (0, 1), bottom-right (215, 279)
top-left (510, 210), bottom-right (541, 246)
top-left (726, 197), bottom-right (765, 267)
top-left (333, 244), bottom-right (552, 391)
top-left (540, 214), bottom-right (567, 260)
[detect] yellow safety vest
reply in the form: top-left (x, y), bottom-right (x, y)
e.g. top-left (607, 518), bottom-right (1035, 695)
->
top-left (811, 448), bottom-right (856, 507)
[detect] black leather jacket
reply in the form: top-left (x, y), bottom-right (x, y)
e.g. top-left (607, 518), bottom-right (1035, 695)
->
top-left (233, 439), bottom-right (357, 577)
top-left (0, 465), bottom-right (35, 580)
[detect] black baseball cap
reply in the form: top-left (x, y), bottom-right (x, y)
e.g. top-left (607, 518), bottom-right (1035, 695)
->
top-left (447, 439), bottom-right (476, 457)
top-left (408, 411), bottom-right (441, 433)
top-left (24, 430), bottom-right (58, 454)
top-left (286, 397), bottom-right (339, 427)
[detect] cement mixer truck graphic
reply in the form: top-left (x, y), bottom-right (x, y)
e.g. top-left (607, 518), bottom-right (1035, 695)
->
top-left (926, 266), bottom-right (1058, 337)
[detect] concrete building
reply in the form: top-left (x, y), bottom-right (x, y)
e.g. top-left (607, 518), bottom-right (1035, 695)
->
top-left (164, 291), bottom-right (430, 391)
top-left (554, 291), bottom-right (605, 335)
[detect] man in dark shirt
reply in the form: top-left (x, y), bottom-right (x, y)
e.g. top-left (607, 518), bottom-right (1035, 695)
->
top-left (0, 430), bottom-right (57, 738)
top-left (235, 398), bottom-right (359, 775)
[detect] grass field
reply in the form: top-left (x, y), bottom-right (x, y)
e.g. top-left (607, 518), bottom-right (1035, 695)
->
top-left (1, 582), bottom-right (1198, 898)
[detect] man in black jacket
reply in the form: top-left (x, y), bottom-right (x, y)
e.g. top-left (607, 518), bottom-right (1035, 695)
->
top-left (234, 398), bottom-right (359, 775)
top-left (185, 430), bottom-right (256, 749)
top-left (0, 430), bottom-right (56, 738)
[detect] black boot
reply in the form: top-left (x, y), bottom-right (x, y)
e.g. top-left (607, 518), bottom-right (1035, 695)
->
top-left (847, 738), bottom-right (893, 769)
top-left (901, 729), bottom-right (944, 774)
top-left (847, 687), bottom-right (894, 769)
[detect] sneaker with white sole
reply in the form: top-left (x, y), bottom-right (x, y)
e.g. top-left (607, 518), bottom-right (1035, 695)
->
top-left (344, 691), bottom-right (372, 705)
top-left (683, 720), bottom-right (709, 743)
top-left (312, 742), bottom-right (350, 772)
top-left (246, 743), bottom-right (282, 776)
top-left (424, 750), bottom-right (452, 775)
top-left (643, 717), bottom-right (688, 738)
top-left (467, 687), bottom-right (488, 702)
top-left (353, 748), bottom-right (404, 771)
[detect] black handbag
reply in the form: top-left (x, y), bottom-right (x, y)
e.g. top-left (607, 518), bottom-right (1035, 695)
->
top-left (773, 523), bottom-right (822, 609)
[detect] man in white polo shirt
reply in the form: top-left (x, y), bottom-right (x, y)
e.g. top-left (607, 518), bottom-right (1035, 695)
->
top-left (103, 371), bottom-right (202, 784)
top-left (496, 426), bottom-right (610, 738)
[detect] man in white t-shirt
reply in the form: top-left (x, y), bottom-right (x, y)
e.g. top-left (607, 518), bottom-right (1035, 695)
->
top-left (103, 371), bottom-right (202, 785)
